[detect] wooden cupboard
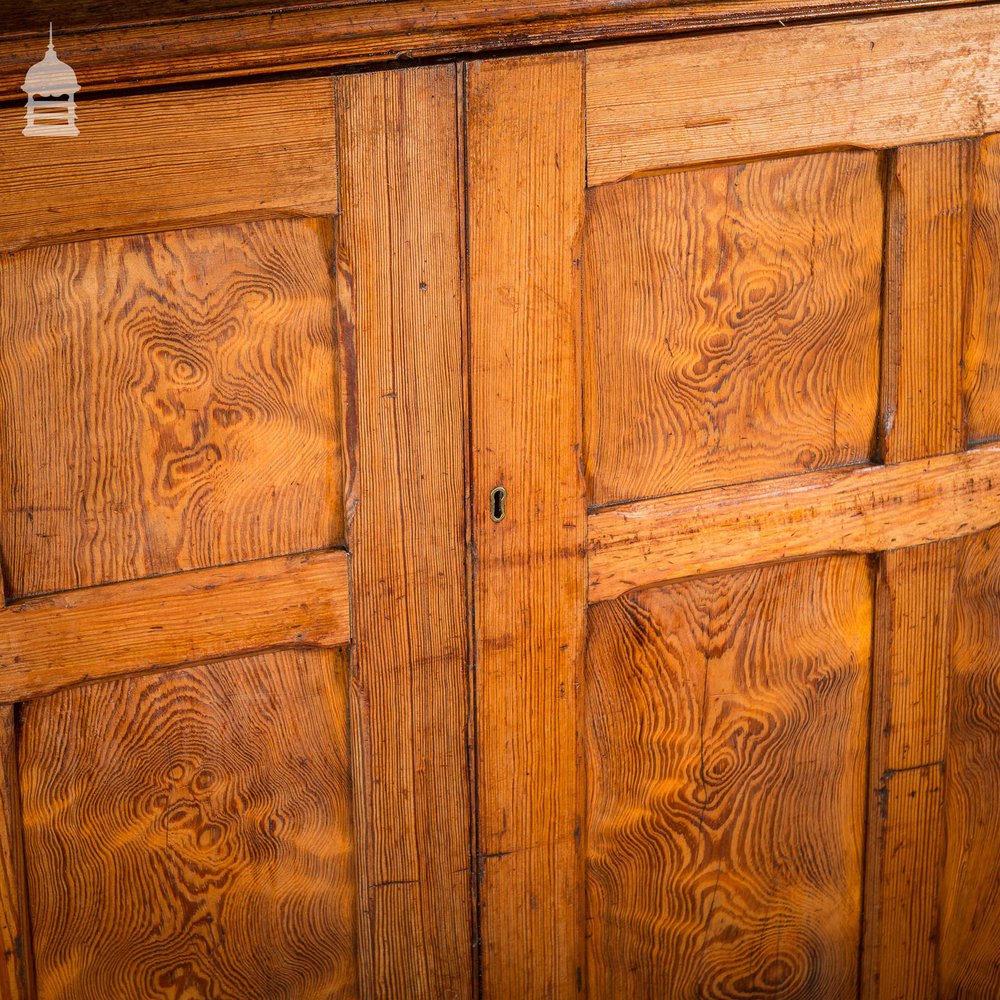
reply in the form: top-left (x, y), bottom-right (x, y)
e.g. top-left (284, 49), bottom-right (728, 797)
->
top-left (1, 2), bottom-right (999, 997)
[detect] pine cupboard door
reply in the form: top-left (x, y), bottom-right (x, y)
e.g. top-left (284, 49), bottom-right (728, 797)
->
top-left (466, 9), bottom-right (1000, 999)
top-left (0, 67), bottom-right (474, 999)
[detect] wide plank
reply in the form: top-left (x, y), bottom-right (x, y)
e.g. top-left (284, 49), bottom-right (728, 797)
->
top-left (0, 78), bottom-right (338, 252)
top-left (0, 549), bottom-right (351, 702)
top-left (334, 66), bottom-right (474, 998)
top-left (586, 8), bottom-right (1000, 185)
top-left (587, 555), bottom-right (870, 997)
top-left (467, 53), bottom-right (587, 999)
top-left (588, 443), bottom-right (1000, 602)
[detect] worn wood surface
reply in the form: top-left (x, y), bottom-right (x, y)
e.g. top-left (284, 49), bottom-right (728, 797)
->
top-left (0, 550), bottom-right (350, 703)
top-left (20, 650), bottom-right (357, 1000)
top-left (586, 555), bottom-right (871, 997)
top-left (0, 707), bottom-right (32, 1000)
top-left (586, 8), bottom-right (1000, 185)
top-left (941, 526), bottom-right (1000, 996)
top-left (335, 66), bottom-right (474, 999)
top-left (0, 0), bottom-right (985, 103)
top-left (589, 443), bottom-right (1000, 602)
top-left (0, 79), bottom-right (338, 253)
top-left (584, 151), bottom-right (882, 505)
top-left (467, 53), bottom-right (587, 999)
top-left (966, 134), bottom-right (1000, 446)
top-left (0, 218), bottom-right (343, 601)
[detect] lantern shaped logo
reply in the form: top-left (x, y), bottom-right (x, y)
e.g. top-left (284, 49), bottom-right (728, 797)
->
top-left (22, 25), bottom-right (79, 137)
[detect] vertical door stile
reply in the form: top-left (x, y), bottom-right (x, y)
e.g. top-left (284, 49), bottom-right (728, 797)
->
top-left (465, 53), bottom-right (588, 999)
top-left (335, 66), bottom-right (476, 999)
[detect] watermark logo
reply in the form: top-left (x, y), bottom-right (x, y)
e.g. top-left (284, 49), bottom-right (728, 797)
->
top-left (22, 24), bottom-right (79, 138)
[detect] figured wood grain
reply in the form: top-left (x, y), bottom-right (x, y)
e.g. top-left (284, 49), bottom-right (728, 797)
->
top-left (0, 707), bottom-right (32, 1000)
top-left (466, 54), bottom-right (587, 999)
top-left (586, 555), bottom-right (871, 997)
top-left (880, 141), bottom-right (974, 462)
top-left (334, 66), bottom-right (474, 998)
top-left (940, 525), bottom-right (1000, 996)
top-left (588, 443), bottom-right (1000, 602)
top-left (862, 545), bottom-right (958, 1000)
top-left (0, 0), bottom-right (982, 103)
top-left (0, 77), bottom-right (338, 252)
top-left (0, 218), bottom-right (344, 601)
top-left (0, 549), bottom-right (351, 702)
top-left (584, 151), bottom-right (882, 504)
top-left (20, 650), bottom-right (357, 1000)
top-left (966, 134), bottom-right (1000, 445)
top-left (586, 8), bottom-right (1000, 186)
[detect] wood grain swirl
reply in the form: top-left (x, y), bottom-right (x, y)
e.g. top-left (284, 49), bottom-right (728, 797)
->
top-left (584, 151), bottom-right (882, 505)
top-left (586, 555), bottom-right (871, 998)
top-left (0, 218), bottom-right (344, 600)
top-left (940, 526), bottom-right (1000, 997)
top-left (20, 650), bottom-right (357, 1000)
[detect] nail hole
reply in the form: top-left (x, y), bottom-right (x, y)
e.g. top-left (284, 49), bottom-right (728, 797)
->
top-left (490, 485), bottom-right (507, 523)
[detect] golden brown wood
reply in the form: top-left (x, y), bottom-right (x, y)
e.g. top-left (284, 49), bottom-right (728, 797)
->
top-left (584, 151), bottom-right (882, 505)
top-left (20, 650), bottom-right (357, 1000)
top-left (966, 134), bottom-right (1000, 445)
top-left (0, 0), bottom-right (983, 104)
top-left (0, 78), bottom-right (338, 253)
top-left (880, 141), bottom-right (974, 462)
top-left (862, 545), bottom-right (957, 1000)
top-left (589, 443), bottom-right (1000, 601)
top-left (467, 53), bottom-right (587, 998)
top-left (939, 525), bottom-right (1000, 996)
top-left (0, 218), bottom-right (344, 601)
top-left (0, 707), bottom-right (32, 1000)
top-left (0, 549), bottom-right (350, 703)
top-left (586, 9), bottom-right (1000, 186)
top-left (334, 66), bottom-right (474, 998)
top-left (586, 555), bottom-right (871, 997)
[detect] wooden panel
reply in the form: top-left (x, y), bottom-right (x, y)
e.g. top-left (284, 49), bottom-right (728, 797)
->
top-left (966, 134), bottom-right (1000, 445)
top-left (467, 54), bottom-right (587, 998)
top-left (880, 141), bottom-right (974, 462)
top-left (20, 650), bottom-right (357, 1000)
top-left (862, 545), bottom-right (957, 1000)
top-left (586, 555), bottom-right (871, 997)
top-left (588, 442), bottom-right (1000, 602)
top-left (0, 78), bottom-right (338, 252)
top-left (0, 218), bottom-right (343, 601)
top-left (586, 8), bottom-right (1000, 186)
top-left (334, 66), bottom-right (474, 998)
top-left (0, 0), bottom-right (982, 104)
top-left (940, 525), bottom-right (1000, 996)
top-left (0, 549), bottom-right (350, 702)
top-left (584, 151), bottom-right (882, 504)
top-left (0, 707), bottom-right (32, 1000)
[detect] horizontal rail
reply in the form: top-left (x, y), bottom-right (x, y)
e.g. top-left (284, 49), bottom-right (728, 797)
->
top-left (588, 443), bottom-right (1000, 602)
top-left (0, 549), bottom-right (351, 702)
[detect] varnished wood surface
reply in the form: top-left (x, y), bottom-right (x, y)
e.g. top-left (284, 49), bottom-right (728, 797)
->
top-left (0, 79), bottom-right (338, 253)
top-left (0, 0), bottom-right (986, 103)
top-left (586, 555), bottom-right (871, 997)
top-left (584, 151), bottom-right (882, 505)
top-left (589, 442), bottom-right (1000, 602)
top-left (0, 708), bottom-right (31, 1000)
top-left (334, 66), bottom-right (474, 998)
top-left (586, 8), bottom-right (1000, 186)
top-left (0, 550), bottom-right (351, 703)
top-left (940, 525), bottom-right (1000, 996)
top-left (467, 53), bottom-right (587, 999)
top-left (20, 650), bottom-right (358, 1000)
top-left (966, 134), bottom-right (1000, 446)
top-left (0, 218), bottom-right (344, 601)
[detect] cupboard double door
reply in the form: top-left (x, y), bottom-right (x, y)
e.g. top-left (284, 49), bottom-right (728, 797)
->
top-left (1, 8), bottom-right (1000, 998)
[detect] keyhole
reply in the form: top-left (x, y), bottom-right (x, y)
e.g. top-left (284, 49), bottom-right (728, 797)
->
top-left (490, 485), bottom-right (507, 523)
